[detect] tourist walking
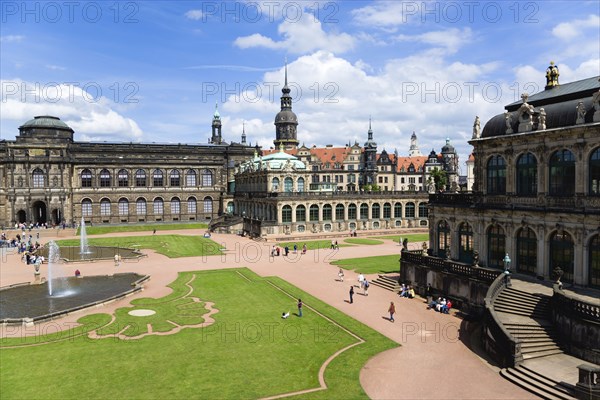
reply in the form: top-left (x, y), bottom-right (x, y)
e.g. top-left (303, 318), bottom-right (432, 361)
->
top-left (426, 283), bottom-right (432, 304)
top-left (363, 279), bottom-right (369, 296)
top-left (338, 268), bottom-right (345, 282)
top-left (388, 301), bottom-right (396, 322)
top-left (293, 243), bottom-right (297, 253)
top-left (349, 286), bottom-right (354, 304)
top-left (297, 299), bottom-right (303, 317)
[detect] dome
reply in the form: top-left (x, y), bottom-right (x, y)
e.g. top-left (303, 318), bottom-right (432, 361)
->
top-left (20, 116), bottom-right (72, 131)
top-left (259, 149), bottom-right (305, 170)
top-left (441, 138), bottom-right (455, 153)
top-left (274, 110), bottom-right (298, 124)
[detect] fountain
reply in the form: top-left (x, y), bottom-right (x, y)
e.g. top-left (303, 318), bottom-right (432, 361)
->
top-left (47, 240), bottom-right (70, 296)
top-left (80, 216), bottom-right (91, 257)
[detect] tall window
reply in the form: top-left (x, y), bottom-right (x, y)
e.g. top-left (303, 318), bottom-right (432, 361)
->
top-left (203, 197), bottom-right (212, 213)
top-left (394, 203), bottom-right (402, 218)
top-left (383, 203), bottom-right (391, 219)
top-left (118, 198), bottom-right (129, 216)
top-left (297, 177), bottom-right (305, 192)
top-left (186, 169), bottom-right (197, 187)
top-left (100, 199), bottom-right (111, 217)
top-left (589, 235), bottom-right (600, 288)
top-left (371, 203), bottom-right (380, 219)
top-left (136, 198), bottom-right (147, 215)
top-left (348, 203), bottom-right (357, 220)
top-left (201, 169), bottom-right (213, 187)
top-left (550, 231), bottom-right (574, 282)
top-left (282, 205), bottom-right (292, 223)
top-left (590, 148), bottom-right (600, 196)
top-left (549, 150), bottom-right (575, 196)
top-left (487, 225), bottom-right (506, 269)
top-left (118, 169), bottom-right (129, 187)
top-left (360, 203), bottom-right (368, 220)
top-left (296, 205), bottom-right (306, 222)
top-left (135, 169), bottom-right (146, 187)
top-left (322, 204), bottom-right (332, 221)
top-left (516, 227), bottom-right (537, 275)
top-left (458, 222), bottom-right (473, 263)
top-left (516, 153), bottom-right (537, 196)
top-left (81, 199), bottom-right (92, 217)
top-left (331, 203), bottom-right (344, 220)
top-left (170, 170), bottom-right (180, 187)
top-left (171, 197), bottom-right (181, 214)
top-left (437, 220), bottom-right (450, 258)
top-left (153, 169), bottom-right (164, 186)
top-left (32, 168), bottom-right (45, 188)
top-left (284, 177), bottom-right (293, 192)
top-left (487, 155), bottom-right (506, 194)
top-left (272, 177), bottom-right (280, 191)
top-left (81, 169), bottom-right (93, 187)
top-left (188, 197), bottom-right (197, 214)
top-left (99, 169), bottom-right (111, 187)
top-left (405, 202), bottom-right (415, 218)
top-left (154, 198), bottom-right (164, 215)
top-left (309, 204), bottom-right (319, 221)
top-left (418, 202), bottom-right (428, 218)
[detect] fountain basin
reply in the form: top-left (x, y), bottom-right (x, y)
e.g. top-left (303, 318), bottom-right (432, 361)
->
top-left (0, 273), bottom-right (149, 324)
top-left (39, 246), bottom-right (144, 262)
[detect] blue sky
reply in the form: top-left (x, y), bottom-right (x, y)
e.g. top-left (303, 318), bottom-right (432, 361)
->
top-left (1, 1), bottom-right (599, 171)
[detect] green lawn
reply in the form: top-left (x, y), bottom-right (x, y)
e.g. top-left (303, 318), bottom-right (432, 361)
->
top-left (344, 238), bottom-right (383, 245)
top-left (331, 254), bottom-right (401, 274)
top-left (77, 222), bottom-right (208, 236)
top-left (0, 269), bottom-right (397, 399)
top-left (373, 233), bottom-right (429, 244)
top-left (278, 239), bottom-right (350, 251)
top-left (56, 234), bottom-right (222, 258)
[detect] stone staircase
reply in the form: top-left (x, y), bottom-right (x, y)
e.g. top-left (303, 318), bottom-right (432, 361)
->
top-left (370, 275), bottom-right (401, 293)
top-left (500, 364), bottom-right (577, 400)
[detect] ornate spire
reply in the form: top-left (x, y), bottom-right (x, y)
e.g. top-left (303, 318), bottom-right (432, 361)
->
top-left (213, 102), bottom-right (220, 120)
top-left (274, 58), bottom-right (299, 150)
top-left (545, 61), bottom-right (559, 90)
top-left (241, 121), bottom-right (247, 145)
top-left (367, 116), bottom-right (373, 141)
top-left (211, 102), bottom-right (222, 144)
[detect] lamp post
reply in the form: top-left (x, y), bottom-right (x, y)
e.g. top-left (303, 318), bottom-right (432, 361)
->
top-left (503, 252), bottom-right (512, 287)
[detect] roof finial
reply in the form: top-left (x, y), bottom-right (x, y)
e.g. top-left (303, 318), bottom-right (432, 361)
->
top-left (284, 57), bottom-right (288, 88)
top-left (279, 142), bottom-right (285, 152)
top-left (213, 102), bottom-right (220, 119)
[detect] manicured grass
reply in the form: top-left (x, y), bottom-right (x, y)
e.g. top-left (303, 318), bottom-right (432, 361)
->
top-left (0, 269), bottom-right (398, 399)
top-left (331, 254), bottom-right (401, 274)
top-left (77, 222), bottom-right (208, 236)
top-left (373, 233), bottom-right (429, 244)
top-left (344, 238), bottom-right (383, 245)
top-left (56, 234), bottom-right (223, 258)
top-left (278, 239), bottom-right (349, 251)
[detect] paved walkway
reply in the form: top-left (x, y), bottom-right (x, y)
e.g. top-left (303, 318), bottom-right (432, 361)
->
top-left (0, 229), bottom-right (534, 399)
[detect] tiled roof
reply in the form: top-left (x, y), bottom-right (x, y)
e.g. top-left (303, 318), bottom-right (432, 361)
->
top-left (396, 156), bottom-right (428, 172)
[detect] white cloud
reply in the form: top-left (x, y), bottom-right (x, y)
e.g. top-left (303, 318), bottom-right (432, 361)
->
top-left (0, 35), bottom-right (24, 43)
top-left (184, 10), bottom-right (203, 20)
top-left (234, 11), bottom-right (355, 54)
top-left (351, 1), bottom-right (421, 30)
top-left (394, 28), bottom-right (473, 53)
top-left (552, 15), bottom-right (599, 40)
top-left (45, 65), bottom-right (66, 71)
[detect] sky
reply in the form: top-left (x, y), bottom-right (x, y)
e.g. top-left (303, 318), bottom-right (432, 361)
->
top-left (1, 0), bottom-right (599, 173)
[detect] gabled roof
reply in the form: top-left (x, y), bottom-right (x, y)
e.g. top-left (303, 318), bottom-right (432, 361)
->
top-left (396, 156), bottom-right (428, 173)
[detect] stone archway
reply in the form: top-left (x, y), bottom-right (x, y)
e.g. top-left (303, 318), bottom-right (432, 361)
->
top-left (16, 210), bottom-right (27, 224)
top-left (51, 209), bottom-right (61, 226)
top-left (32, 201), bottom-right (47, 224)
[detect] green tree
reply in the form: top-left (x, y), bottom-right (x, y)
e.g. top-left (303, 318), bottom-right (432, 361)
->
top-left (430, 168), bottom-right (448, 191)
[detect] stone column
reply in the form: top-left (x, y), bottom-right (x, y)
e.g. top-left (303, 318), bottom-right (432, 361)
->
top-left (573, 229), bottom-right (584, 285)
top-left (537, 225), bottom-right (547, 279)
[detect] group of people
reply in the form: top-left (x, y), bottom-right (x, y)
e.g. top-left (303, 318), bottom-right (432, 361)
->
top-left (427, 297), bottom-right (453, 314)
top-left (330, 240), bottom-right (339, 249)
top-left (271, 244), bottom-right (307, 257)
top-left (399, 284), bottom-right (415, 299)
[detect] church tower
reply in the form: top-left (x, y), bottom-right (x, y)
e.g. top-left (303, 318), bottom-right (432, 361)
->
top-left (408, 131), bottom-right (422, 156)
top-left (362, 118), bottom-right (378, 186)
top-left (211, 103), bottom-right (222, 144)
top-left (274, 61), bottom-right (299, 150)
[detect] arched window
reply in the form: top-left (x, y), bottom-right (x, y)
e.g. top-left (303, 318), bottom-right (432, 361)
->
top-left (80, 169), bottom-right (92, 188)
top-left (589, 234), bottom-right (600, 288)
top-left (516, 153), bottom-right (537, 196)
top-left (360, 203), bottom-right (369, 220)
top-left (188, 197), bottom-right (197, 214)
top-left (348, 203), bottom-right (357, 220)
top-left (394, 202), bottom-right (402, 218)
top-left (458, 222), bottom-right (473, 263)
top-left (589, 147), bottom-right (600, 196)
top-left (32, 168), bottom-right (45, 188)
top-left (296, 205), bottom-right (306, 222)
top-left (118, 198), bottom-right (129, 216)
top-left (418, 202), bottom-right (428, 218)
top-left (118, 169), bottom-right (129, 187)
top-left (186, 169), bottom-right (197, 187)
top-left (136, 198), bottom-right (147, 215)
top-left (550, 231), bottom-right (574, 282)
top-left (154, 198), bottom-right (164, 215)
top-left (487, 155), bottom-right (506, 194)
top-left (383, 203), bottom-right (391, 219)
top-left (81, 198), bottom-right (92, 217)
top-left (99, 169), bottom-right (111, 187)
top-left (100, 198), bottom-right (111, 216)
top-left (371, 203), bottom-right (380, 219)
top-left (309, 204), bottom-right (319, 221)
top-left (405, 202), bottom-right (415, 218)
top-left (284, 177), bottom-right (293, 192)
top-left (272, 177), bottom-right (280, 191)
top-left (322, 204), bottom-right (332, 221)
top-left (336, 204), bottom-right (345, 220)
top-left (170, 170), bottom-right (180, 187)
top-left (437, 220), bottom-right (450, 258)
top-left (171, 197), bottom-right (181, 214)
top-left (282, 205), bottom-right (292, 223)
top-left (516, 227), bottom-right (537, 275)
top-left (487, 225), bottom-right (505, 269)
top-left (549, 150), bottom-right (575, 196)
top-left (153, 169), bottom-right (164, 187)
top-left (203, 197), bottom-right (212, 214)
top-left (201, 169), bottom-right (213, 187)
top-left (297, 177), bottom-right (305, 192)
top-left (135, 169), bottom-right (146, 187)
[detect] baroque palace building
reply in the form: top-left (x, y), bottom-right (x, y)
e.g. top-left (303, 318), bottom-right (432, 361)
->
top-left (428, 64), bottom-right (600, 287)
top-left (0, 110), bottom-right (255, 228)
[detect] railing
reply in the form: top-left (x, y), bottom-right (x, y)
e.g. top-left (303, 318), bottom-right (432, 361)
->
top-left (553, 286), bottom-right (600, 322)
top-left (400, 251), bottom-right (499, 283)
top-left (236, 190), bottom-right (431, 199)
top-left (429, 193), bottom-right (477, 206)
top-left (577, 364), bottom-right (600, 397)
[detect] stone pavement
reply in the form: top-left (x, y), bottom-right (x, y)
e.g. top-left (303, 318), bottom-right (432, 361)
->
top-left (0, 229), bottom-right (535, 399)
